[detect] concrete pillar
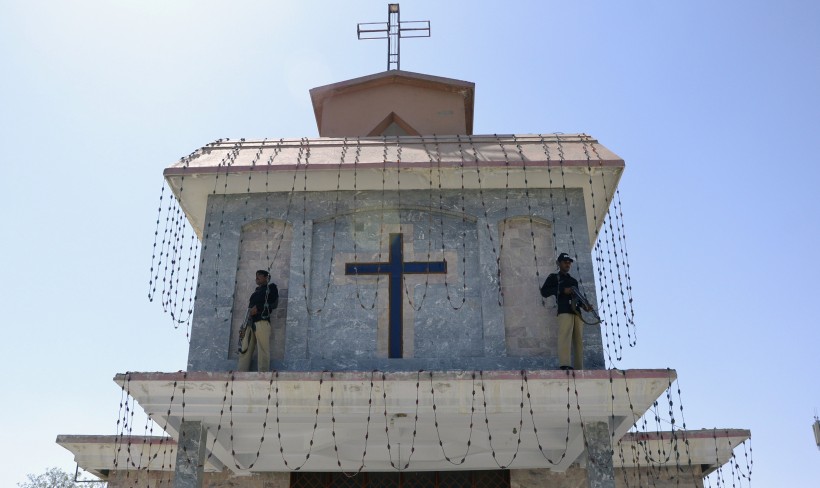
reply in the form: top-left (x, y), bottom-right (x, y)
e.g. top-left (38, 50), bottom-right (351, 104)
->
top-left (284, 218), bottom-right (312, 364)
top-left (174, 421), bottom-right (207, 488)
top-left (477, 218), bottom-right (506, 356)
top-left (583, 421), bottom-right (615, 488)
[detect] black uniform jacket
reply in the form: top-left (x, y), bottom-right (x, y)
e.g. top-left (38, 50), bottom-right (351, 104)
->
top-left (249, 282), bottom-right (279, 321)
top-left (540, 272), bottom-right (578, 315)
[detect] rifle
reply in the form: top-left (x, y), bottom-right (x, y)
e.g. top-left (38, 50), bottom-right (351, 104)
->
top-left (237, 309), bottom-right (253, 354)
top-left (570, 286), bottom-right (602, 325)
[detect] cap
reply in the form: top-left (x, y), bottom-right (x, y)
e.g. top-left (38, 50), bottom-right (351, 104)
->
top-left (256, 269), bottom-right (270, 277)
top-left (556, 253), bottom-right (574, 263)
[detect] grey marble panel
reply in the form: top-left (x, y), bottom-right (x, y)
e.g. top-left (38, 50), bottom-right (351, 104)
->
top-left (583, 421), bottom-right (616, 488)
top-left (173, 421), bottom-right (206, 488)
top-left (186, 187), bottom-right (603, 373)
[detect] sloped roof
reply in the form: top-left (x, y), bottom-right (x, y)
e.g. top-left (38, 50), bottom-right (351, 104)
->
top-left (310, 70), bottom-right (475, 136)
top-left (163, 134), bottom-right (624, 242)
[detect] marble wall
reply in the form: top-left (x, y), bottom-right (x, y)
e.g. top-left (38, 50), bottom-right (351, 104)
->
top-left (187, 188), bottom-right (603, 372)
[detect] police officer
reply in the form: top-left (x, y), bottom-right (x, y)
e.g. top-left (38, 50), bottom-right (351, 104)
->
top-left (540, 253), bottom-right (589, 370)
top-left (238, 270), bottom-right (279, 372)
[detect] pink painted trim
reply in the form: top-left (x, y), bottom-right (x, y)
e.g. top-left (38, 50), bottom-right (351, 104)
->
top-left (163, 158), bottom-right (625, 178)
top-left (56, 434), bottom-right (176, 446)
top-left (621, 429), bottom-right (751, 441)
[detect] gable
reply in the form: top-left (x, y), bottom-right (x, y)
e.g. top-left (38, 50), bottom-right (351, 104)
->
top-left (310, 70), bottom-right (475, 137)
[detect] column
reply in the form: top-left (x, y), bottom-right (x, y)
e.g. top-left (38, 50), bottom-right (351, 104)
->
top-left (174, 421), bottom-right (207, 488)
top-left (584, 421), bottom-right (615, 488)
top-left (477, 218), bottom-right (505, 356)
top-left (284, 218), bottom-right (312, 365)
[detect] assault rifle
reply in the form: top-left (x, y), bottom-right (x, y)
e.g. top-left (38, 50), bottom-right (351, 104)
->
top-left (570, 286), bottom-right (601, 325)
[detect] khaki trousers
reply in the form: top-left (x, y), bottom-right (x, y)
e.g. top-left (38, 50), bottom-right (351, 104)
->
top-left (557, 313), bottom-right (584, 370)
top-left (237, 320), bottom-right (271, 372)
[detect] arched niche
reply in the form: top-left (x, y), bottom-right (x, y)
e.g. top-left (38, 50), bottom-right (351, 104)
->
top-left (499, 216), bottom-right (556, 357)
top-left (228, 218), bottom-right (292, 361)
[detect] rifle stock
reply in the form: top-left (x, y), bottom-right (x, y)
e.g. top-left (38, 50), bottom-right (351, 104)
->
top-left (237, 309), bottom-right (253, 354)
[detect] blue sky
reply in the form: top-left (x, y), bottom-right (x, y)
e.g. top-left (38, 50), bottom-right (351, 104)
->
top-left (1, 0), bottom-right (818, 485)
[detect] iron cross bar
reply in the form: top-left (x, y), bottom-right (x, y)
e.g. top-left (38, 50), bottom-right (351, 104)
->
top-left (345, 233), bottom-right (446, 358)
top-left (357, 3), bottom-right (431, 71)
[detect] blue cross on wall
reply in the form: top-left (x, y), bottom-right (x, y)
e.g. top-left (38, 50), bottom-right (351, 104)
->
top-left (345, 233), bottom-right (447, 358)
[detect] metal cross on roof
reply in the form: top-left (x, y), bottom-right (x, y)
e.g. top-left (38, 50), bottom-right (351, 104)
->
top-left (357, 3), bottom-right (431, 71)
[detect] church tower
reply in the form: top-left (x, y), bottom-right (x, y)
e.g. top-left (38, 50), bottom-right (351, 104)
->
top-left (173, 68), bottom-right (620, 374)
top-left (57, 5), bottom-right (750, 488)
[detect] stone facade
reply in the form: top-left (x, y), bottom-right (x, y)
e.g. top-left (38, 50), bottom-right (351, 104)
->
top-left (188, 187), bottom-right (604, 372)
